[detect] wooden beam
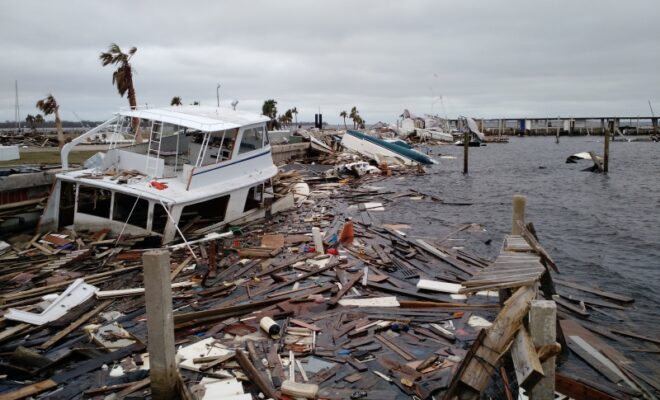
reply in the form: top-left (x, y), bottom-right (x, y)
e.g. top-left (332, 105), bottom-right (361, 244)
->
top-left (510, 326), bottom-right (544, 390)
top-left (235, 349), bottom-right (277, 399)
top-left (457, 285), bottom-right (537, 395)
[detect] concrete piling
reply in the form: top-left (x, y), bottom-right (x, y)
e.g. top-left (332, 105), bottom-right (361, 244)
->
top-left (143, 250), bottom-right (177, 400)
top-left (528, 300), bottom-right (557, 399)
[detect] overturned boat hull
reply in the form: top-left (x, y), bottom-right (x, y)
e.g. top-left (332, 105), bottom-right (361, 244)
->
top-left (341, 130), bottom-right (436, 165)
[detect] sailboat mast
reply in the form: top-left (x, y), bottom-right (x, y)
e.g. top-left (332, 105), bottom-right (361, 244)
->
top-left (14, 80), bottom-right (21, 133)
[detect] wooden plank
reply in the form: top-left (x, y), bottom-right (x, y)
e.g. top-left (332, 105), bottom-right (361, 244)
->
top-left (0, 344), bottom-right (145, 400)
top-left (555, 373), bottom-right (620, 400)
top-left (510, 327), bottom-right (544, 390)
top-left (0, 379), bottom-right (58, 400)
top-left (116, 378), bottom-right (150, 398)
top-left (610, 328), bottom-right (660, 345)
top-left (328, 271), bottom-right (363, 306)
top-left (375, 334), bottom-right (414, 361)
top-left (235, 349), bottom-right (277, 399)
top-left (290, 319), bottom-right (321, 332)
top-left (458, 278), bottom-right (538, 294)
top-left (553, 279), bottom-right (633, 303)
top-left (458, 285), bottom-right (537, 395)
top-left (462, 272), bottom-right (543, 286)
top-left (170, 255), bottom-right (193, 281)
top-left (39, 300), bottom-right (113, 350)
top-left (518, 224), bottom-right (559, 272)
top-left (1, 266), bottom-right (141, 303)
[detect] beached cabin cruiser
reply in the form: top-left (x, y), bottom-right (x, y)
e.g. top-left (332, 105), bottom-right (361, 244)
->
top-left (39, 106), bottom-right (278, 244)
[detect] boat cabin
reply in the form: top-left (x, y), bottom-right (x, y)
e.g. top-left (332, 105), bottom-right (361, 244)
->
top-left (39, 106), bottom-right (278, 243)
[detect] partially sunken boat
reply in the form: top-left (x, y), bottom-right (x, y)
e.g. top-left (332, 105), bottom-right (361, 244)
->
top-left (39, 106), bottom-right (282, 244)
top-left (341, 130), bottom-right (437, 165)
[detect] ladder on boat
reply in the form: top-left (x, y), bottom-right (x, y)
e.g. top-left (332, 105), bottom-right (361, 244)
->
top-left (145, 120), bottom-right (163, 177)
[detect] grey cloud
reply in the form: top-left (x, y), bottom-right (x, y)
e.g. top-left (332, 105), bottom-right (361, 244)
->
top-left (1, 0), bottom-right (659, 124)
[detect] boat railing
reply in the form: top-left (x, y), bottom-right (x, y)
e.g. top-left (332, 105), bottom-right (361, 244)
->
top-left (61, 116), bottom-right (121, 170)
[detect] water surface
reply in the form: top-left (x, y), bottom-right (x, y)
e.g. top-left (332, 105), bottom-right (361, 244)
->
top-left (378, 136), bottom-right (659, 345)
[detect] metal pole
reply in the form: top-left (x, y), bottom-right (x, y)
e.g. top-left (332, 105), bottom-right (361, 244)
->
top-left (216, 84), bottom-right (221, 107)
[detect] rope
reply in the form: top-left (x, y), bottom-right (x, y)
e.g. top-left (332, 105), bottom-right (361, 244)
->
top-left (156, 196), bottom-right (198, 262)
top-left (114, 192), bottom-right (143, 247)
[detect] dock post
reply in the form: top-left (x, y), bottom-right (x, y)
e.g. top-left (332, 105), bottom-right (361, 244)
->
top-left (512, 194), bottom-right (526, 235)
top-left (463, 131), bottom-right (469, 174)
top-left (143, 250), bottom-right (177, 400)
top-left (528, 300), bottom-right (557, 399)
top-left (604, 120), bottom-right (611, 173)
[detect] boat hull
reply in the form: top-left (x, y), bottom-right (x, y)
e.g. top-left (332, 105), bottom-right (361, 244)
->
top-left (341, 130), bottom-right (436, 165)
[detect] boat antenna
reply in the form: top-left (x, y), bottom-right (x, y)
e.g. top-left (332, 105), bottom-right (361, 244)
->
top-left (217, 84), bottom-right (221, 107)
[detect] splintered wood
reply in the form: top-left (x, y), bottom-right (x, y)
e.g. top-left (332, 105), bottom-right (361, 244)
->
top-left (459, 236), bottom-right (545, 293)
top-left (453, 285), bottom-right (537, 396)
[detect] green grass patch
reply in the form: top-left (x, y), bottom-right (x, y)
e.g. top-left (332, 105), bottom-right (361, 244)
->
top-left (0, 150), bottom-right (99, 167)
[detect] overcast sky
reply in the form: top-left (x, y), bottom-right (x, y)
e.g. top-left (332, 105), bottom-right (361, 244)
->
top-left (1, 0), bottom-right (659, 124)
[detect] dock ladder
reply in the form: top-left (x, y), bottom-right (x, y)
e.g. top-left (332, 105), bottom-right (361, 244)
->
top-left (145, 120), bottom-right (163, 178)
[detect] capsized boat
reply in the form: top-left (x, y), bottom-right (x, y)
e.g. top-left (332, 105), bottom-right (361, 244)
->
top-left (341, 130), bottom-right (437, 165)
top-left (39, 106), bottom-right (286, 244)
top-left (455, 116), bottom-right (487, 146)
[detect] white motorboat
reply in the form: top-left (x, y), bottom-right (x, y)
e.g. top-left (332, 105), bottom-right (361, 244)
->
top-left (39, 106), bottom-right (283, 244)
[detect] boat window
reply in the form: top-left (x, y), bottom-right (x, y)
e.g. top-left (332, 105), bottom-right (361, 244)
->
top-left (177, 195), bottom-right (229, 237)
top-left (78, 185), bottom-right (112, 219)
top-left (261, 126), bottom-right (269, 145)
top-left (238, 127), bottom-right (264, 154)
top-left (243, 184), bottom-right (263, 212)
top-left (207, 129), bottom-right (237, 164)
top-left (152, 203), bottom-right (169, 234)
top-left (113, 193), bottom-right (149, 228)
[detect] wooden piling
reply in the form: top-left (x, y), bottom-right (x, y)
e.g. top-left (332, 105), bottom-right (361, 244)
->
top-left (604, 120), bottom-right (611, 173)
top-left (511, 195), bottom-right (526, 235)
top-left (463, 131), bottom-right (469, 174)
top-left (143, 250), bottom-right (177, 400)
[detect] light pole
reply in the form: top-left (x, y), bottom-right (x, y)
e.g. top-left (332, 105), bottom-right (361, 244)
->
top-left (216, 84), bottom-right (221, 107)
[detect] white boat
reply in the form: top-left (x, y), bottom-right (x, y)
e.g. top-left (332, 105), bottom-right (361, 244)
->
top-left (341, 130), bottom-right (436, 166)
top-left (39, 106), bottom-right (282, 244)
top-left (415, 128), bottom-right (454, 142)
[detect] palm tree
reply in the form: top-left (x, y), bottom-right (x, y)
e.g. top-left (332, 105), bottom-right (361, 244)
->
top-left (36, 94), bottom-right (64, 148)
top-left (291, 107), bottom-right (298, 126)
top-left (262, 99), bottom-right (278, 130)
top-left (170, 96), bottom-right (182, 106)
top-left (340, 110), bottom-right (348, 129)
top-left (99, 43), bottom-right (141, 142)
top-left (35, 114), bottom-right (45, 128)
top-left (349, 106), bottom-right (359, 129)
top-left (25, 114), bottom-right (36, 131)
top-left (284, 109), bottom-right (293, 127)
